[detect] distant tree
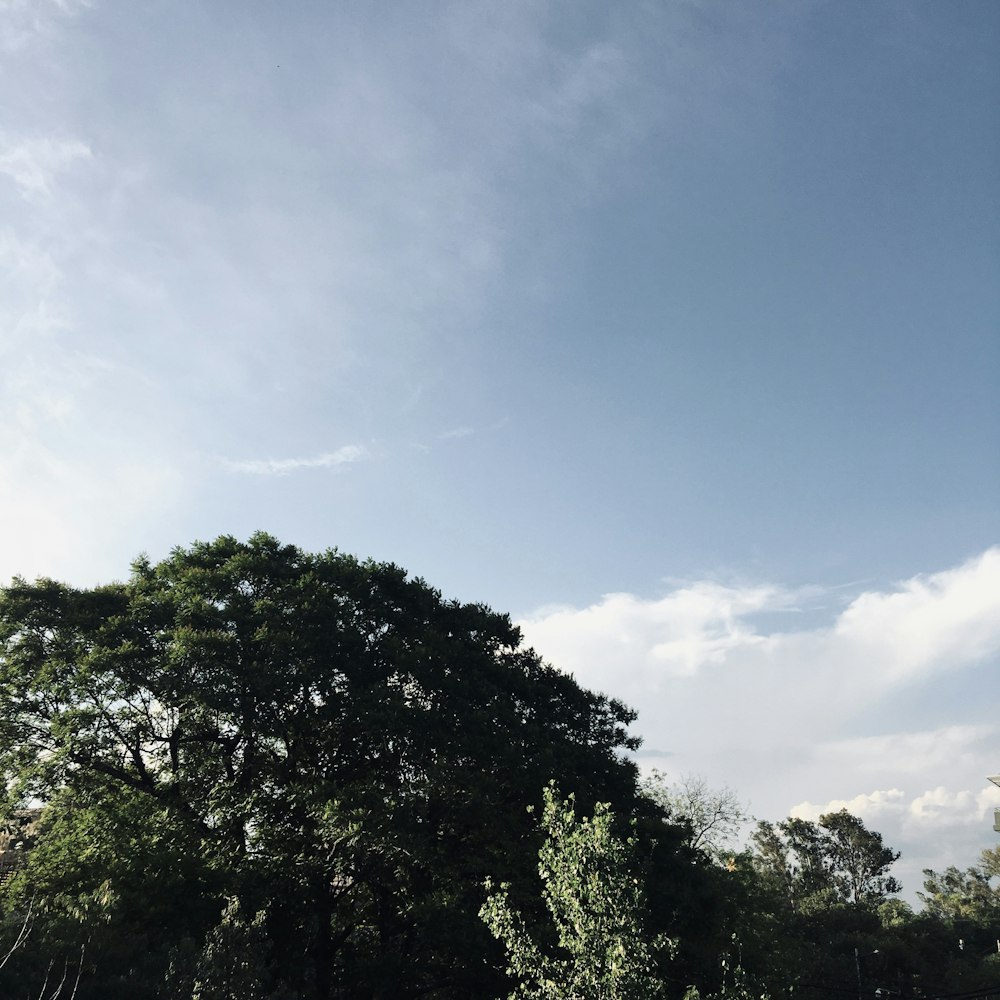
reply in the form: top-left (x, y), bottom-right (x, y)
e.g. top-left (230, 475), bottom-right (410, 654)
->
top-left (918, 844), bottom-right (1000, 973)
top-left (743, 810), bottom-right (908, 999)
top-left (641, 772), bottom-right (747, 862)
top-left (820, 810), bottom-right (901, 906)
top-left (751, 810), bottom-right (899, 909)
top-left (980, 845), bottom-right (1000, 878)
top-left (682, 945), bottom-right (773, 1000)
top-left (918, 864), bottom-right (996, 922)
top-left (481, 783), bottom-right (669, 1000)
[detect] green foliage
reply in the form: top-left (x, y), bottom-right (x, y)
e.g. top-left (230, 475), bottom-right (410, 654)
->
top-left (12, 533), bottom-right (998, 998)
top-left (0, 533), bottom-right (655, 998)
top-left (481, 783), bottom-right (669, 1000)
top-left (904, 846), bottom-right (1000, 994)
top-left (188, 899), bottom-right (274, 1000)
top-left (919, 848), bottom-right (1000, 923)
top-left (751, 810), bottom-right (899, 910)
top-left (740, 810), bottom-right (906, 998)
top-left (0, 781), bottom-right (223, 999)
top-left (682, 942), bottom-right (772, 1000)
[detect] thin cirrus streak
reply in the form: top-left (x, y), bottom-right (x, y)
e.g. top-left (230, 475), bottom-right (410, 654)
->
top-left (222, 445), bottom-right (368, 476)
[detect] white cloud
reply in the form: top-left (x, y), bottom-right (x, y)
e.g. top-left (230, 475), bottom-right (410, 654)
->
top-left (834, 549), bottom-right (1000, 683)
top-left (788, 784), bottom-right (999, 830)
top-left (519, 549), bottom-right (1000, 712)
top-left (907, 786), bottom-right (976, 826)
top-left (791, 784), bottom-right (1000, 831)
top-left (787, 726), bottom-right (999, 828)
top-left (899, 784), bottom-right (1000, 831)
top-left (791, 788), bottom-right (906, 823)
top-left (223, 445), bottom-right (368, 476)
top-left (528, 548), bottom-right (1000, 675)
top-left (519, 581), bottom-right (800, 682)
top-left (518, 549), bottom-right (1000, 896)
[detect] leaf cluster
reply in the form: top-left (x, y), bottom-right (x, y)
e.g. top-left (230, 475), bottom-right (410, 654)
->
top-left (481, 783), bottom-right (670, 1000)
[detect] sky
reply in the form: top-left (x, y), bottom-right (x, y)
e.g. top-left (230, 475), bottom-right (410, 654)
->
top-left (1, 0), bottom-right (998, 900)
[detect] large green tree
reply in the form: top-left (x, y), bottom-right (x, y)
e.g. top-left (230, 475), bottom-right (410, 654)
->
top-left (0, 533), bottom-right (670, 999)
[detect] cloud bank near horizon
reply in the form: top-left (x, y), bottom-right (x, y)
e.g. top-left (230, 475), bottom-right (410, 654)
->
top-left (518, 548), bottom-right (1000, 893)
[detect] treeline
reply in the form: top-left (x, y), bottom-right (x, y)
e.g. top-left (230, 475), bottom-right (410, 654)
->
top-left (0, 534), bottom-right (996, 999)
top-left (702, 811), bottom-right (1000, 1000)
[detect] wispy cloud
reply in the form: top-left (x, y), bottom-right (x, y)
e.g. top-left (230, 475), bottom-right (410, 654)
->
top-left (0, 0), bottom-right (93, 53)
top-left (223, 445), bottom-right (368, 476)
top-left (0, 135), bottom-right (91, 199)
top-left (0, 230), bottom-right (69, 346)
top-left (438, 426), bottom-right (475, 441)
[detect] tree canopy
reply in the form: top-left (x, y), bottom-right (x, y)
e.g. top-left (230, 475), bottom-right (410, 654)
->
top-left (0, 533), bottom-right (671, 999)
top-left (751, 810), bottom-right (900, 910)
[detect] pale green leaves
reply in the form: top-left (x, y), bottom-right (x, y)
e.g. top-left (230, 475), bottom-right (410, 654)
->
top-left (481, 783), bottom-right (670, 1000)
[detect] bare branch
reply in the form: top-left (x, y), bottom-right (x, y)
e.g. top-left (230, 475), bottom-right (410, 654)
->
top-left (0, 894), bottom-right (34, 970)
top-left (43, 955), bottom-right (69, 1000)
top-left (67, 942), bottom-right (86, 1000)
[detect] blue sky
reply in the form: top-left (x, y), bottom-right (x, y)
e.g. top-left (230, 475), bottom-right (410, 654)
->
top-left (1, 0), bottom-right (998, 898)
